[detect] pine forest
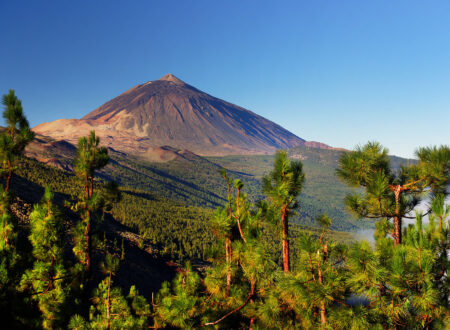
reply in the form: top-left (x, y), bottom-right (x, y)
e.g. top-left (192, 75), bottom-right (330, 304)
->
top-left (1, 90), bottom-right (449, 330)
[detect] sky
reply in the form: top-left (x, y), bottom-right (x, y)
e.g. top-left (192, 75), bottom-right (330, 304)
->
top-left (1, 1), bottom-right (449, 158)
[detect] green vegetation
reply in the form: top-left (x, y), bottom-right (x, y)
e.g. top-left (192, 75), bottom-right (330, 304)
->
top-left (155, 143), bottom-right (449, 329)
top-left (16, 156), bottom-right (215, 261)
top-left (96, 144), bottom-right (387, 232)
top-left (11, 144), bottom-right (450, 328)
top-left (209, 148), bottom-right (377, 231)
top-left (72, 131), bottom-right (110, 276)
top-left (0, 90), bottom-right (37, 327)
top-left (0, 89), bottom-right (35, 192)
top-left (2, 90), bottom-right (449, 328)
top-left (19, 187), bottom-right (69, 329)
top-left (69, 253), bottom-right (150, 329)
top-left (100, 153), bottom-right (227, 208)
top-left (262, 150), bottom-right (305, 272)
top-left (5, 124), bottom-right (150, 327)
top-left (16, 156), bottom-right (352, 263)
top-left (337, 141), bottom-right (449, 245)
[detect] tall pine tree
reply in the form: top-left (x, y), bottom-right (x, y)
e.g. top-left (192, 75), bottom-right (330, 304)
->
top-left (0, 90), bottom-right (35, 192)
top-left (337, 142), bottom-right (449, 245)
top-left (262, 150), bottom-right (304, 272)
top-left (19, 187), bottom-right (69, 329)
top-left (72, 131), bottom-right (109, 276)
top-left (0, 90), bottom-right (34, 325)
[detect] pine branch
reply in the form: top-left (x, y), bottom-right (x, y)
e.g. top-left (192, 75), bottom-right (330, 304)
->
top-left (402, 177), bottom-right (426, 189)
top-left (28, 274), bottom-right (75, 296)
top-left (197, 281), bottom-right (255, 328)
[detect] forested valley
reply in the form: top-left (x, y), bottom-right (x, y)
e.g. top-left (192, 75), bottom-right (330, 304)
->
top-left (1, 90), bottom-right (449, 329)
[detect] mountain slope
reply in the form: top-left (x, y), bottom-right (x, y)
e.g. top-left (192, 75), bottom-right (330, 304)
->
top-left (25, 135), bottom-right (372, 231)
top-left (34, 74), bottom-right (306, 156)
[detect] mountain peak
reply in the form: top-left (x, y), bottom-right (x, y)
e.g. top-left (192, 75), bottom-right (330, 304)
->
top-left (158, 73), bottom-right (185, 85)
top-left (35, 74), bottom-right (305, 156)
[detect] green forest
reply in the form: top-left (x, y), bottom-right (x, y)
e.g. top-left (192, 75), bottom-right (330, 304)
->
top-left (1, 90), bottom-right (449, 329)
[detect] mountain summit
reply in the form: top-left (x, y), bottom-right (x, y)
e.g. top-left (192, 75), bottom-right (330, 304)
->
top-left (157, 73), bottom-right (186, 85)
top-left (34, 74), bottom-right (306, 156)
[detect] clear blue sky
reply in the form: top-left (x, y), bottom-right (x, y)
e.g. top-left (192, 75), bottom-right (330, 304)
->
top-left (1, 1), bottom-right (449, 158)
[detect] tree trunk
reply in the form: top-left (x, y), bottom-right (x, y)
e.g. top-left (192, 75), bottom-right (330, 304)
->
top-left (85, 216), bottom-right (91, 275)
top-left (5, 161), bottom-right (12, 192)
top-left (319, 301), bottom-right (327, 326)
top-left (249, 317), bottom-right (256, 329)
top-left (225, 237), bottom-right (231, 297)
top-left (236, 187), bottom-right (246, 243)
top-left (323, 243), bottom-right (328, 262)
top-left (85, 176), bottom-right (90, 200)
top-left (393, 186), bottom-right (402, 245)
top-left (282, 207), bottom-right (290, 272)
top-left (226, 182), bottom-right (232, 297)
top-left (317, 250), bottom-right (326, 326)
top-left (308, 253), bottom-right (316, 281)
top-left (418, 247), bottom-right (422, 272)
top-left (317, 251), bottom-right (323, 283)
top-left (90, 177), bottom-right (94, 198)
top-left (393, 216), bottom-right (401, 245)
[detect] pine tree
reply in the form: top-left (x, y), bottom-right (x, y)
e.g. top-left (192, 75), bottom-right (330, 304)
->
top-left (151, 144), bottom-right (448, 328)
top-left (346, 206), bottom-right (448, 328)
top-left (0, 186), bottom-right (23, 325)
top-left (69, 253), bottom-right (150, 329)
top-left (0, 90), bottom-right (34, 253)
top-left (0, 90), bottom-right (35, 326)
top-left (337, 142), bottom-right (449, 245)
top-left (153, 262), bottom-right (202, 329)
top-left (155, 178), bottom-right (276, 328)
top-left (273, 216), bottom-right (350, 329)
top-left (0, 90), bottom-right (35, 192)
top-left (415, 145), bottom-right (450, 196)
top-left (103, 181), bottom-right (122, 212)
top-left (204, 185), bottom-right (274, 328)
top-left (262, 150), bottom-right (304, 272)
top-left (217, 168), bottom-right (234, 298)
top-left (72, 131), bottom-right (109, 276)
top-left (427, 194), bottom-right (449, 310)
top-left (0, 188), bottom-right (14, 251)
top-left (19, 187), bottom-right (69, 329)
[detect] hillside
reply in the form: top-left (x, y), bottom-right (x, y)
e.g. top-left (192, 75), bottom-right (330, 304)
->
top-left (26, 133), bottom-right (412, 232)
top-left (14, 155), bottom-right (354, 282)
top-left (209, 147), bottom-right (371, 231)
top-left (25, 134), bottom-right (374, 231)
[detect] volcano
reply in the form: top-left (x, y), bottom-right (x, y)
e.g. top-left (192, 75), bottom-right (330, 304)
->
top-left (34, 74), bottom-right (307, 156)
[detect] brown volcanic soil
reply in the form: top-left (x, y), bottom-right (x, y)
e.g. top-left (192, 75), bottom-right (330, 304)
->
top-left (25, 135), bottom-right (77, 170)
top-left (34, 74), bottom-right (306, 156)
